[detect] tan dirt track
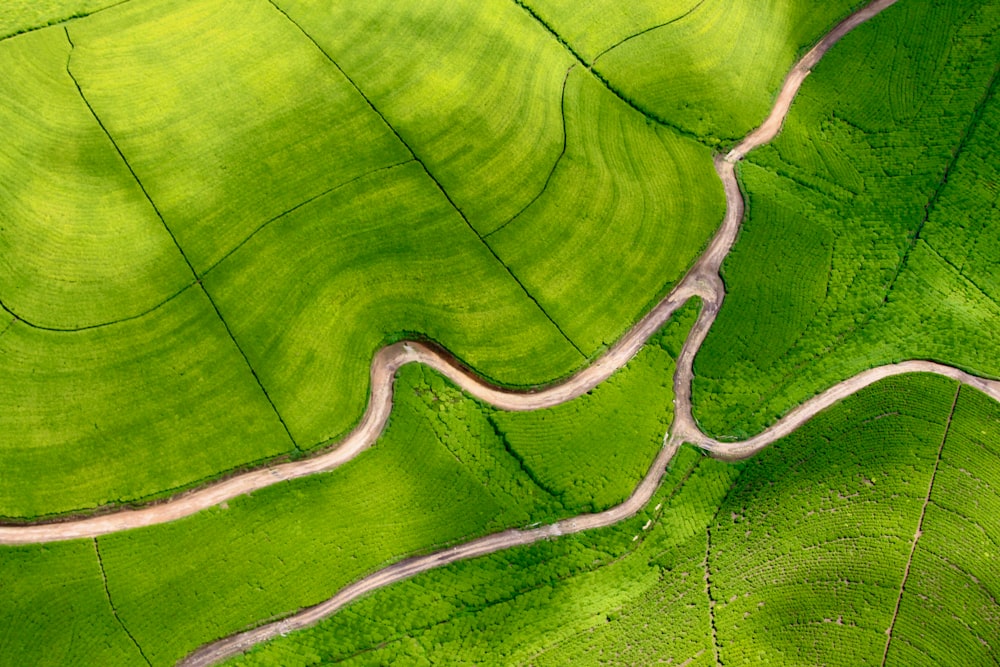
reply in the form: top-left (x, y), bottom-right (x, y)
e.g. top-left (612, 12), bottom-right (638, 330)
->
top-left (1, 0), bottom-right (911, 548)
top-left (170, 0), bottom-right (1000, 663)
top-left (5, 0), bottom-right (998, 661)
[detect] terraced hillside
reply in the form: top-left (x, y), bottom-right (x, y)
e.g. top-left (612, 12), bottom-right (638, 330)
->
top-left (2, 0), bottom-right (999, 666)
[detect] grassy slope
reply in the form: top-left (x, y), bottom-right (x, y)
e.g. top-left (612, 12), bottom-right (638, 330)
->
top-left (592, 0), bottom-right (867, 142)
top-left (693, 0), bottom-right (1000, 437)
top-left (222, 375), bottom-right (984, 666)
top-left (487, 68), bottom-right (723, 353)
top-left (0, 287), bottom-right (292, 518)
top-left (0, 28), bottom-right (191, 329)
top-left (4, 309), bottom-right (688, 666)
top-left (204, 162), bottom-right (582, 447)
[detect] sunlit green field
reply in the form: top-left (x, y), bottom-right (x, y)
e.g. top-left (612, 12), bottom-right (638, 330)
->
top-left (2, 0), bottom-right (1000, 665)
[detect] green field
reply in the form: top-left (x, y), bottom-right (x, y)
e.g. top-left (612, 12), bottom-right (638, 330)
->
top-left (591, 0), bottom-right (867, 142)
top-left (4, 0), bottom-right (1000, 664)
top-left (0, 0), bottom-right (729, 515)
top-left (693, 0), bottom-right (1000, 438)
top-left (0, 0), bottom-right (119, 39)
top-left (219, 374), bottom-right (996, 666)
top-left (0, 28), bottom-right (191, 329)
top-left (0, 308), bottom-right (695, 665)
top-left (0, 287), bottom-right (292, 518)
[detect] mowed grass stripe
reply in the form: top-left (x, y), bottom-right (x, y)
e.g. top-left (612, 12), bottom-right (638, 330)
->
top-left (0, 28), bottom-right (191, 329)
top-left (205, 162), bottom-right (584, 447)
top-left (68, 0), bottom-right (411, 271)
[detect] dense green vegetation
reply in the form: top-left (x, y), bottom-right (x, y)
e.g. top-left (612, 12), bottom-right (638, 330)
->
top-left (0, 309), bottom-right (696, 666)
top-left (222, 374), bottom-right (988, 667)
top-left (0, 288), bottom-right (292, 518)
top-left (4, 0), bottom-right (1000, 664)
top-left (0, 28), bottom-right (191, 329)
top-left (888, 387), bottom-right (1000, 664)
top-left (67, 0), bottom-right (411, 272)
top-left (494, 302), bottom-right (698, 511)
top-left (0, 0), bottom-right (116, 39)
top-left (486, 69), bottom-right (723, 352)
top-left (693, 0), bottom-right (1000, 437)
top-left (202, 161), bottom-right (581, 447)
top-left (0, 540), bottom-right (143, 665)
top-left (519, 0), bottom-right (867, 142)
top-left (590, 0), bottom-right (866, 142)
top-left (1, 0), bottom-right (730, 514)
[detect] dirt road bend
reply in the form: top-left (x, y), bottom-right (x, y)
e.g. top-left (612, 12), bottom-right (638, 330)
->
top-left (171, 1), bottom-right (1000, 664)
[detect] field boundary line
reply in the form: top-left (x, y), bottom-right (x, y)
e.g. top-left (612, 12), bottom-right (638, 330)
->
top-left (63, 27), bottom-right (302, 454)
top-left (2, 0), bottom-right (983, 548)
top-left (263, 0), bottom-right (587, 358)
top-left (93, 538), bottom-right (152, 666)
top-left (0, 282), bottom-right (197, 333)
top-left (510, 0), bottom-right (707, 146)
top-left (705, 524), bottom-right (723, 666)
top-left (589, 0), bottom-right (708, 66)
top-left (484, 65), bottom-right (575, 239)
top-left (872, 63), bottom-right (1000, 318)
top-left (0, 0), bottom-right (134, 44)
top-left (880, 384), bottom-right (961, 666)
top-left (199, 159), bottom-right (416, 277)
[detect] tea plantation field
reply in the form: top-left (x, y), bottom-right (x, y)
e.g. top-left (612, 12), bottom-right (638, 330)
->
top-left (0, 0), bottom-right (724, 518)
top-left (0, 308), bottom-right (697, 666)
top-left (3, 0), bottom-right (1000, 665)
top-left (219, 374), bottom-right (999, 666)
top-left (693, 0), bottom-right (1000, 438)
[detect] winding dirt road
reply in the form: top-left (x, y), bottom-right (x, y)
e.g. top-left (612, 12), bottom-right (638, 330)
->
top-left (6, 0), bottom-right (999, 661)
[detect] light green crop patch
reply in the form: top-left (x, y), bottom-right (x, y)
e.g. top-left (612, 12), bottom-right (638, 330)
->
top-left (204, 162), bottom-right (583, 446)
top-left (0, 541), bottom-right (143, 665)
top-left (0, 0), bottom-right (117, 39)
top-left (275, 0), bottom-right (575, 236)
top-left (66, 0), bottom-right (410, 272)
top-left (594, 0), bottom-right (866, 142)
top-left (0, 29), bottom-right (191, 329)
top-left (488, 68), bottom-right (723, 353)
top-left (0, 287), bottom-right (292, 518)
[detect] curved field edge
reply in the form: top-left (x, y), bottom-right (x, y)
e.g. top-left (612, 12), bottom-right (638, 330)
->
top-left (0, 0), bottom-right (923, 538)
